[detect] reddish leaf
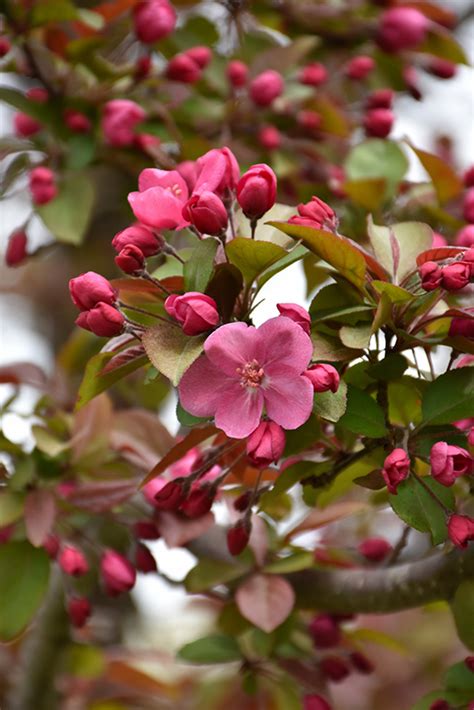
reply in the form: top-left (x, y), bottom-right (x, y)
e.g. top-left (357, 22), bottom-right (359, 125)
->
top-left (71, 393), bottom-right (113, 462)
top-left (416, 246), bottom-right (465, 266)
top-left (65, 480), bottom-right (139, 512)
top-left (235, 573), bottom-right (295, 633)
top-left (100, 345), bottom-right (146, 375)
top-left (157, 511), bottom-right (215, 548)
top-left (110, 409), bottom-right (174, 470)
top-left (24, 490), bottom-right (56, 547)
top-left (346, 239), bottom-right (390, 281)
top-left (286, 502), bottom-right (369, 541)
top-left (0, 363), bottom-right (47, 389)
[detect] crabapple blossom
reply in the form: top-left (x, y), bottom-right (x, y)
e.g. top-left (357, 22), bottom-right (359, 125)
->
top-left (112, 223), bottom-right (165, 257)
top-left (345, 56), bottom-right (375, 80)
top-left (246, 420), bottom-right (286, 467)
top-left (165, 292), bottom-right (220, 335)
top-left (69, 272), bottom-right (117, 311)
top-left (180, 487), bottom-right (215, 518)
top-left (236, 164), bottom-right (277, 220)
top-left (14, 112), bottom-right (41, 138)
top-left (463, 188), bottom-right (474, 223)
top-left (101, 550), bottom-right (136, 595)
top-left (382, 449), bottom-right (410, 494)
top-left (154, 481), bottom-right (186, 510)
top-left (259, 125), bottom-right (282, 150)
top-left (166, 53), bottom-right (201, 83)
top-left (303, 696), bottom-right (332, 710)
top-left (75, 303), bottom-right (125, 337)
top-left (320, 656), bottom-right (351, 682)
top-left (430, 442), bottom-right (472, 486)
top-left (68, 597), bottom-right (91, 628)
top-left (441, 262), bottom-right (470, 291)
top-left (115, 245), bottom-right (145, 274)
top-left (363, 108), bottom-right (394, 138)
top-left (135, 543), bottom-right (157, 573)
top-left (305, 364), bottom-right (340, 393)
top-left (29, 166), bottom-right (57, 205)
top-left (299, 62), bottom-right (328, 86)
top-left (309, 614), bottom-right (341, 648)
top-left (447, 514), bottom-right (474, 548)
top-left (455, 225), bottom-right (474, 248)
top-left (186, 46), bottom-right (212, 69)
top-left (377, 7), bottom-right (429, 53)
top-left (5, 230), bottom-right (27, 267)
top-left (358, 537), bottom-right (392, 562)
top-left (102, 99), bottom-right (145, 147)
top-left (59, 546), bottom-right (89, 577)
top-left (420, 261), bottom-right (442, 291)
top-left (64, 109), bottom-right (91, 133)
top-left (182, 191), bottom-right (228, 235)
top-left (194, 147), bottom-right (240, 197)
top-left (289, 196), bottom-right (337, 231)
top-left (227, 60), bottom-right (248, 87)
top-left (276, 303), bottom-right (311, 334)
top-left (128, 168), bottom-right (190, 231)
top-left (227, 521), bottom-right (250, 556)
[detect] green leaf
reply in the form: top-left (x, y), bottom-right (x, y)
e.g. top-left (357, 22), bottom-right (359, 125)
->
top-left (0, 542), bottom-right (50, 641)
top-left (451, 582), bottom-right (474, 651)
top-left (30, 0), bottom-right (78, 25)
top-left (368, 217), bottom-right (433, 282)
top-left (389, 477), bottom-right (454, 545)
top-left (185, 558), bottom-right (245, 593)
top-left (1, 153), bottom-right (31, 196)
top-left (226, 238), bottom-right (287, 285)
top-left (419, 26), bottom-right (469, 65)
top-left (345, 140), bottom-right (409, 196)
top-left (310, 283), bottom-right (372, 325)
top-left (372, 281), bottom-right (413, 304)
top-left (176, 402), bottom-right (209, 427)
top-left (75, 348), bottom-right (148, 410)
top-left (264, 552), bottom-right (314, 574)
top-left (421, 367), bottom-right (474, 427)
top-left (311, 333), bottom-right (361, 362)
top-left (183, 238), bottom-right (218, 292)
top-left (408, 143), bottom-right (463, 204)
top-left (261, 461), bottom-right (331, 504)
top-left (0, 87), bottom-right (51, 123)
top-left (37, 172), bottom-right (94, 245)
top-left (367, 354), bottom-right (408, 381)
top-left (66, 134), bottom-right (96, 170)
top-left (177, 635), bottom-right (242, 664)
top-left (258, 244), bottom-right (307, 287)
top-left (317, 449), bottom-right (385, 506)
top-left (270, 222), bottom-right (367, 292)
top-left (389, 376), bottom-right (424, 426)
top-left (142, 322), bottom-right (205, 386)
top-left (313, 380), bottom-right (348, 423)
top-left (340, 324), bottom-right (371, 349)
top-left (0, 492), bottom-right (25, 526)
top-left (76, 8), bottom-right (105, 30)
top-left (338, 385), bottom-right (387, 437)
top-left (343, 177), bottom-right (387, 210)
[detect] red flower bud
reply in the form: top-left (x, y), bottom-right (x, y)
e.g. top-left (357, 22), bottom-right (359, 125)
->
top-left (246, 420), bottom-right (286, 467)
top-left (464, 166), bottom-right (474, 188)
top-left (64, 109), bottom-right (91, 133)
top-left (427, 58), bottom-right (456, 79)
top-left (297, 110), bottom-right (322, 132)
top-left (382, 448), bottom-right (410, 494)
top-left (101, 550), bottom-right (136, 596)
top-left (447, 514), bottom-right (474, 548)
top-left (68, 597), bottom-right (91, 628)
top-left (377, 7), bottom-right (429, 53)
top-left (403, 66), bottom-right (422, 100)
top-left (276, 303), bottom-right (311, 334)
top-left (0, 36), bottom-right (11, 57)
top-left (233, 491), bottom-right (252, 512)
top-left (430, 441), bottom-right (472, 486)
top-left (186, 46), bottom-right (212, 69)
top-left (249, 70), bottom-right (284, 107)
top-left (464, 187), bottom-right (474, 223)
top-left (43, 534), bottom-right (60, 559)
top-left (303, 695), bottom-right (332, 710)
top-left (154, 481), bottom-right (185, 510)
top-left (304, 364), bottom-right (340, 393)
top-left (358, 537), bottom-right (392, 562)
top-left (350, 651), bottom-right (374, 674)
top-left (59, 545), bottom-right (89, 577)
top-left (135, 542), bottom-right (157, 573)
top-left (456, 225), bottom-right (474, 248)
top-left (135, 55), bottom-right (152, 80)
top-left (309, 614), bottom-right (341, 648)
top-left (14, 112), bottom-right (41, 138)
top-left (289, 196), bottom-right (337, 232)
top-left (115, 245), bottom-right (145, 275)
top-left (133, 521), bottom-right (161, 540)
top-left (112, 223), bottom-right (164, 257)
top-left (366, 89), bottom-right (394, 109)
top-left (258, 125), bottom-right (281, 151)
top-left (237, 163), bottom-right (277, 220)
top-left (462, 248), bottom-right (474, 277)
top-left (76, 303), bottom-right (125, 337)
top-left (166, 53), bottom-right (201, 83)
top-left (180, 487), bottom-right (214, 518)
top-left (165, 292), bottom-right (219, 336)
top-left (345, 56), bottom-right (375, 80)
top-left (298, 63), bottom-right (328, 87)
top-left (465, 656), bottom-right (474, 672)
top-left (442, 262), bottom-right (470, 291)
top-left (102, 99), bottom-right (145, 147)
top-left (26, 87), bottom-right (49, 103)
top-left (227, 521), bottom-right (250, 556)
top-left (29, 166), bottom-right (57, 205)
top-left (5, 229), bottom-right (28, 267)
top-left (182, 191), bottom-right (228, 235)
top-left (133, 0), bottom-right (176, 44)
top-left (419, 261), bottom-right (443, 291)
top-left (227, 60), bottom-right (248, 88)
top-left (449, 315), bottom-right (474, 340)
top-left (320, 655), bottom-right (351, 682)
top-left (69, 272), bottom-right (117, 311)
top-left (428, 701), bottom-right (450, 710)
top-left (363, 108), bottom-right (394, 138)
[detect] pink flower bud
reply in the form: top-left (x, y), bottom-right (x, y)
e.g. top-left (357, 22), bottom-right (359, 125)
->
top-left (135, 542), bottom-right (157, 573)
top-left (427, 58), bottom-right (456, 79)
top-left (29, 166), bottom-right (57, 205)
top-left (59, 545), bottom-right (89, 577)
top-left (382, 448), bottom-right (410, 494)
top-left (226, 60), bottom-right (248, 88)
top-left (464, 188), bottom-right (474, 223)
top-left (297, 110), bottom-right (322, 132)
top-left (277, 303), bottom-right (311, 334)
top-left (182, 191), bottom-right (228, 235)
top-left (305, 364), bottom-right (340, 393)
top-left (101, 549), bottom-right (136, 595)
top-left (237, 163), bottom-right (277, 220)
top-left (133, 0), bottom-right (176, 43)
top-left (447, 514), bottom-right (474, 548)
top-left (43, 534), bottom-right (60, 559)
top-left (68, 597), bottom-right (91, 628)
top-left (64, 109), bottom-right (91, 133)
top-left (0, 36), bottom-right (11, 57)
top-left (246, 420), bottom-right (286, 467)
top-left (462, 247), bottom-right (474, 276)
top-left (249, 70), bottom-right (284, 107)
top-left (102, 99), bottom-right (145, 147)
top-left (442, 262), bottom-right (470, 291)
top-left (166, 53), bottom-right (201, 83)
top-left (133, 521), bottom-right (160, 540)
top-left (258, 125), bottom-right (281, 150)
top-left (303, 696), bottom-right (332, 710)
top-left (358, 537), bottom-right (392, 562)
top-left (180, 487), bottom-right (214, 518)
top-left (165, 292), bottom-right (219, 335)
top-left (135, 55), bottom-right (152, 80)
top-left (403, 65), bottom-right (422, 100)
top-left (134, 133), bottom-right (160, 152)
top-left (76, 303), bottom-right (125, 337)
top-left (309, 614), bottom-right (341, 648)
top-left (5, 229), bottom-right (27, 267)
top-left (464, 166), bottom-right (474, 188)
top-left (186, 46), bottom-right (212, 69)
top-left (112, 223), bottom-right (164, 257)
top-left (350, 652), bottom-right (374, 674)
top-left (288, 195), bottom-right (337, 231)
top-left (298, 63), bottom-right (328, 87)
top-left (430, 441), bottom-right (472, 486)
top-left (420, 261), bottom-right (442, 291)
top-left (378, 7), bottom-right (429, 53)
top-left (26, 87), bottom-right (49, 103)
top-left (345, 56), bottom-right (375, 80)
top-left (432, 232), bottom-right (448, 248)
top-left (363, 108), bottom-right (394, 138)
top-left (456, 224), bottom-right (474, 248)
top-left (154, 481), bottom-right (185, 510)
top-left (14, 112), bottom-right (41, 138)
top-left (115, 245), bottom-right (145, 275)
top-left (69, 271), bottom-right (117, 311)
top-left (449, 315), bottom-right (474, 339)
top-left (227, 521), bottom-right (250, 556)
top-left (233, 491), bottom-right (252, 512)
top-left (469, 427), bottom-right (474, 446)
top-left (366, 89), bottom-right (394, 109)
top-left (429, 701), bottom-right (450, 710)
top-left (320, 656), bottom-right (351, 682)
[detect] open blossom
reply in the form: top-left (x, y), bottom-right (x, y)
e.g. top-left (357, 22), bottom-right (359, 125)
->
top-left (430, 442), bottom-right (472, 486)
top-left (289, 196), bottom-right (337, 232)
top-left (128, 168), bottom-right (190, 231)
top-left (178, 317), bottom-right (314, 438)
top-left (382, 448), bottom-right (410, 494)
top-left (194, 147), bottom-right (240, 197)
top-left (165, 292), bottom-right (220, 335)
top-left (102, 100), bottom-right (145, 147)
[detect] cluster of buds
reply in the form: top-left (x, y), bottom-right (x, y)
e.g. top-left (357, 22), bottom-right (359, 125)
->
top-left (69, 272), bottom-right (124, 337)
top-left (420, 249), bottom-right (474, 292)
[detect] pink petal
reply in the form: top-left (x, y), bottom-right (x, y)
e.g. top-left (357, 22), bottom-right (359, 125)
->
top-left (258, 317), bottom-right (313, 374)
top-left (128, 188), bottom-right (189, 230)
top-left (214, 383), bottom-right (264, 438)
top-left (263, 374), bottom-right (313, 429)
top-left (204, 322), bottom-right (261, 376)
top-left (194, 150), bottom-right (227, 195)
top-left (178, 354), bottom-right (232, 417)
top-left (138, 169), bottom-right (188, 202)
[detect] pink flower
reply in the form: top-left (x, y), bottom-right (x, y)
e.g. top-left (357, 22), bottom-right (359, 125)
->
top-left (309, 614), bottom-right (341, 648)
top-left (178, 317), bottom-right (314, 438)
top-left (305, 364), bottom-right (340, 393)
top-left (101, 550), bottom-right (136, 596)
top-left (181, 191), bottom-right (228, 235)
top-left (297, 110), bottom-right (322, 132)
top-left (420, 261), bottom-right (442, 291)
top-left (382, 448), bottom-right (410, 494)
top-left (128, 168), bottom-right (190, 231)
top-left (320, 656), bottom-right (350, 682)
top-left (165, 292), bottom-right (220, 335)
top-left (64, 109), bottom-right (91, 133)
top-left (102, 99), bottom-right (145, 147)
top-left (299, 63), bottom-right (328, 87)
top-left (428, 58), bottom-right (456, 80)
top-left (447, 514), bottom-right (474, 548)
top-left (358, 537), bottom-right (392, 562)
top-left (442, 262), bottom-right (470, 291)
top-left (464, 188), bottom-right (474, 223)
top-left (377, 7), bottom-right (429, 53)
top-left (463, 247), bottom-right (474, 277)
top-left (432, 232), bottom-right (447, 248)
top-left (5, 230), bottom-right (27, 267)
top-left (176, 160), bottom-right (199, 192)
top-left (345, 56), bottom-right (375, 80)
top-left (68, 597), bottom-right (91, 628)
top-left (249, 70), bottom-right (284, 107)
top-left (186, 46), bottom-right (212, 69)
top-left (289, 196), bottom-right (337, 232)
top-left (26, 87), bottom-right (48, 103)
top-left (29, 166), bottom-right (57, 205)
top-left (112, 223), bottom-right (164, 257)
top-left (154, 480), bottom-right (186, 510)
top-left (455, 225), bottom-right (474, 248)
top-left (363, 108), bottom-right (394, 138)
top-left (194, 147), bottom-right (240, 197)
top-left (69, 272), bottom-right (117, 311)
top-left (133, 0), bottom-right (176, 43)
top-left (366, 89), bottom-right (394, 109)
top-left (277, 303), bottom-right (311, 334)
top-left (259, 125), bottom-right (281, 150)
top-left (237, 163), bottom-right (277, 220)
top-left (76, 303), bottom-right (125, 337)
top-left (59, 545), bottom-right (89, 577)
top-left (246, 420), bottom-right (286, 467)
top-left (227, 60), bottom-right (248, 88)
top-left (430, 442), bottom-right (472, 486)
top-left (166, 53), bottom-right (201, 83)
top-left (0, 36), bottom-right (11, 57)
top-left (14, 112), bottom-right (41, 138)
top-left (115, 245), bottom-right (145, 275)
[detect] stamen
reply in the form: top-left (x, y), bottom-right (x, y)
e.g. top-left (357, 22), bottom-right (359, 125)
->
top-left (236, 359), bottom-right (264, 388)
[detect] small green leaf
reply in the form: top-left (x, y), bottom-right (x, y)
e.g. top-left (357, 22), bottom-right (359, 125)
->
top-left (345, 140), bottom-right (409, 196)
top-left (367, 354), bottom-right (408, 381)
top-left (66, 134), bottom-right (96, 170)
top-left (183, 238), bottom-right (218, 292)
top-left (451, 582), bottom-right (474, 651)
top-left (310, 283), bottom-right (372, 325)
top-left (419, 26), bottom-right (469, 65)
top-left (142, 322), bottom-right (205, 386)
top-left (31, 0), bottom-right (78, 25)
top-left (264, 552), bottom-right (314, 574)
top-left (389, 477), bottom-right (454, 545)
top-left (368, 217), bottom-right (433, 282)
top-left (311, 333), bottom-right (361, 362)
top-left (421, 367), bottom-right (474, 427)
top-left (226, 238), bottom-right (287, 285)
top-left (176, 402), bottom-right (209, 427)
top-left (338, 385), bottom-right (387, 437)
top-left (372, 281), bottom-right (413, 304)
top-left (185, 558), bottom-right (245, 593)
top-left (37, 172), bottom-right (94, 245)
top-left (340, 324), bottom-right (371, 349)
top-left (258, 244), bottom-right (307, 287)
top-left (178, 635), bottom-right (242, 664)
top-left (0, 492), bottom-right (25, 526)
top-left (313, 380), bottom-right (348, 423)
top-left (76, 349), bottom-right (148, 410)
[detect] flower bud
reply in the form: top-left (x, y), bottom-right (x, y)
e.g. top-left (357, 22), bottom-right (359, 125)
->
top-left (258, 125), bottom-right (281, 151)
top-left (29, 166), bottom-right (57, 205)
top-left (298, 62), bottom-right (328, 87)
top-left (297, 110), bottom-right (322, 132)
top-left (309, 614), bottom-right (341, 648)
top-left (0, 36), bottom-right (11, 57)
top-left (441, 262), bottom-right (470, 291)
top-left (64, 110), bottom-right (91, 134)
top-left (363, 108), bottom-right (394, 138)
top-left (246, 420), bottom-right (286, 467)
top-left (180, 487), bottom-right (214, 518)
top-left (465, 656), bottom-right (474, 672)
top-left (133, 0), bottom-right (176, 44)
top-left (233, 491), bottom-right (252, 512)
top-left (135, 55), bottom-right (152, 80)
top-left (455, 225), bottom-right (474, 248)
top-left (462, 247), bottom-right (474, 277)
top-left (112, 223), bottom-right (164, 257)
top-left (237, 163), bottom-right (277, 220)
top-left (350, 652), bottom-right (374, 674)
top-left (5, 229), bottom-right (28, 267)
top-left (59, 545), bottom-right (89, 577)
top-left (76, 303), bottom-right (125, 337)
top-left (447, 514), bottom-right (474, 548)
top-left (427, 58), bottom-right (456, 79)
top-left (101, 549), bottom-right (136, 595)
top-left (320, 656), bottom-right (351, 682)
top-left (275, 303), bottom-right (310, 335)
top-left (358, 537), bottom-right (392, 562)
top-left (288, 196), bottom-right (337, 231)
top-left (303, 695), bottom-right (332, 710)
top-left (115, 245), bottom-right (145, 275)
top-left (165, 292), bottom-right (219, 336)
top-left (377, 7), bottom-right (429, 53)
top-left (135, 542), bottom-right (157, 573)
top-left (464, 166), bottom-right (474, 188)
top-left (69, 272), bottom-right (117, 311)
top-left (226, 60), bottom-right (248, 88)
top-left (26, 87), bottom-right (49, 103)
top-left (403, 66), bottom-right (422, 100)
top-left (428, 701), bottom-right (450, 710)
top-left (345, 56), bottom-right (375, 80)
top-left (166, 53), bottom-right (201, 83)
top-left (154, 480), bottom-right (185, 510)
top-left (102, 99), bottom-right (145, 147)
top-left (420, 261), bottom-right (442, 291)
top-left (382, 448), bottom-right (410, 494)
top-left (430, 441), bottom-right (472, 486)
top-left (449, 316), bottom-right (474, 339)
top-left (305, 364), bottom-right (340, 393)
top-left (43, 534), bottom-right (60, 559)
top-left (186, 46), bottom-right (212, 69)
top-left (68, 597), bottom-right (91, 628)
top-left (432, 232), bottom-right (448, 248)
top-left (14, 112), bottom-right (41, 138)
top-left (182, 191), bottom-right (228, 235)
top-left (366, 89), bottom-right (394, 109)
top-left (227, 521), bottom-right (250, 556)
top-left (463, 187), bottom-right (474, 223)
top-left (133, 521), bottom-right (160, 540)
top-left (249, 70), bottom-right (284, 107)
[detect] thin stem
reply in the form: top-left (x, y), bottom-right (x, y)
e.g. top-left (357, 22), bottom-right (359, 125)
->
top-left (141, 270), bottom-right (171, 296)
top-left (385, 526), bottom-right (411, 567)
top-left (250, 219), bottom-right (257, 240)
top-left (426, 349), bottom-right (435, 380)
top-left (118, 300), bottom-right (167, 321)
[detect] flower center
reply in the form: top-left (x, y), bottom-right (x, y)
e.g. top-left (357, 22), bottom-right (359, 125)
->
top-left (167, 183), bottom-right (183, 198)
top-left (237, 359), bottom-right (264, 388)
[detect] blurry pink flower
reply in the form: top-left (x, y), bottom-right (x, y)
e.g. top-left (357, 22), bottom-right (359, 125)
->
top-left (430, 441), bottom-right (472, 486)
top-left (68, 597), bottom-right (91, 628)
top-left (432, 232), bottom-right (447, 247)
top-left (258, 125), bottom-right (281, 150)
top-left (455, 225), bottom-right (474, 247)
top-left (133, 0), bottom-right (176, 44)
top-left (14, 112), bottom-right (41, 138)
top-left (59, 545), bottom-right (89, 577)
top-left (377, 7), bottom-right (429, 53)
top-left (447, 514), bottom-right (474, 548)
top-left (5, 230), bottom-right (27, 267)
top-left (102, 99), bottom-right (145, 147)
top-left (101, 549), bottom-right (136, 595)
top-left (303, 695), bottom-right (332, 710)
top-left (29, 166), bottom-right (57, 205)
top-left (128, 168), bottom-right (190, 230)
top-left (249, 70), bottom-right (284, 107)
top-left (227, 60), bottom-right (248, 88)
top-left (64, 109), bottom-right (91, 133)
top-left (178, 317), bottom-right (314, 438)
top-left (299, 63), bottom-right (328, 87)
top-left (186, 46), bottom-right (212, 69)
top-left (135, 542), bottom-right (157, 573)
top-left (363, 108), bottom-right (394, 138)
top-left (345, 55), bottom-right (375, 80)
top-left (289, 196), bottom-right (337, 232)
top-left (166, 53), bottom-right (201, 83)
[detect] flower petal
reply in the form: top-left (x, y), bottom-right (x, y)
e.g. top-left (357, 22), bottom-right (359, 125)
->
top-left (264, 375), bottom-right (313, 430)
top-left (258, 317), bottom-right (313, 373)
top-left (178, 355), bottom-right (232, 417)
top-left (138, 169), bottom-right (188, 202)
top-left (204, 322), bottom-right (261, 376)
top-left (214, 383), bottom-right (264, 438)
top-left (128, 188), bottom-right (189, 230)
